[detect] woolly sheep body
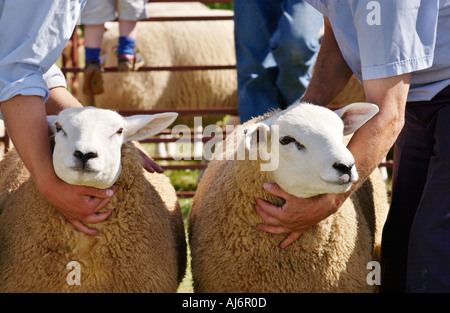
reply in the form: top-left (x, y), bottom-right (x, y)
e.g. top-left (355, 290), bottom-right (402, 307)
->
top-left (188, 107), bottom-right (389, 293)
top-left (0, 142), bottom-right (186, 292)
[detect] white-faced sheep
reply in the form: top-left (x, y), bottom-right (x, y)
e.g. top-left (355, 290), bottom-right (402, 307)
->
top-left (0, 107), bottom-right (186, 293)
top-left (188, 102), bottom-right (389, 293)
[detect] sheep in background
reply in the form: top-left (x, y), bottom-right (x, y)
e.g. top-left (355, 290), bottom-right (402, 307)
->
top-left (188, 102), bottom-right (389, 293)
top-left (0, 107), bottom-right (186, 292)
top-left (77, 3), bottom-right (237, 126)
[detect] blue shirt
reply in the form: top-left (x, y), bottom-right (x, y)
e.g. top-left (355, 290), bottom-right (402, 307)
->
top-left (305, 0), bottom-right (450, 102)
top-left (0, 0), bottom-right (85, 104)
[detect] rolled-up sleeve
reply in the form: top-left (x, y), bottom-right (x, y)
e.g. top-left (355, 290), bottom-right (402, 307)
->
top-left (44, 64), bottom-right (68, 90)
top-left (0, 0), bottom-right (84, 103)
top-left (354, 0), bottom-right (439, 80)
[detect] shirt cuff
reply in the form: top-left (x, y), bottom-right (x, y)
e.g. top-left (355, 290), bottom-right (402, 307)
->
top-left (43, 64), bottom-right (67, 90)
top-left (362, 54), bottom-right (434, 80)
top-left (0, 79), bottom-right (48, 120)
top-left (0, 74), bottom-right (49, 103)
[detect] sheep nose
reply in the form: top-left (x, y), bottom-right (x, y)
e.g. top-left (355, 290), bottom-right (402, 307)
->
top-left (73, 150), bottom-right (98, 166)
top-left (333, 162), bottom-right (353, 176)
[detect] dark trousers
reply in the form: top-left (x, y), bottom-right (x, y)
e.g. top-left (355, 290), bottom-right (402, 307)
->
top-left (381, 85), bottom-right (450, 293)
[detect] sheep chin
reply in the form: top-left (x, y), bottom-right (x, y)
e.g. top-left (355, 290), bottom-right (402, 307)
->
top-left (321, 180), bottom-right (353, 195)
top-left (285, 181), bottom-right (353, 199)
top-left (57, 168), bottom-right (117, 190)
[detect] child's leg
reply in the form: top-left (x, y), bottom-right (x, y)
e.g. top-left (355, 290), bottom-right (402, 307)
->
top-left (84, 24), bottom-right (105, 64)
top-left (116, 0), bottom-right (146, 71)
top-left (118, 20), bottom-right (137, 57)
top-left (82, 24), bottom-right (105, 95)
top-left (79, 0), bottom-right (115, 95)
top-left (117, 20), bottom-right (144, 71)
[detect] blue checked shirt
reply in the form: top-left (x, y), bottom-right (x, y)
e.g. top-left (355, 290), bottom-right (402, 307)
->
top-left (0, 0), bottom-right (85, 104)
top-left (305, 0), bottom-right (450, 102)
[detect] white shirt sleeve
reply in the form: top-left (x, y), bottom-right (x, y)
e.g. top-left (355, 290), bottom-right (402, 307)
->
top-left (354, 0), bottom-right (439, 80)
top-left (0, 0), bottom-right (84, 103)
top-left (43, 64), bottom-right (68, 90)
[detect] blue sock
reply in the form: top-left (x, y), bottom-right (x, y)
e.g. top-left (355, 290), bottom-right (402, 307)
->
top-left (117, 36), bottom-right (136, 56)
top-left (85, 47), bottom-right (101, 64)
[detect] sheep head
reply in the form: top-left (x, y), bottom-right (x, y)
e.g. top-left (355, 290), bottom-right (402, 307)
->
top-left (47, 106), bottom-right (178, 189)
top-left (244, 102), bottom-right (379, 198)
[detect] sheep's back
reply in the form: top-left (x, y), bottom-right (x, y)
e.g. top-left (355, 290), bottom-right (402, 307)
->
top-left (0, 149), bottom-right (30, 213)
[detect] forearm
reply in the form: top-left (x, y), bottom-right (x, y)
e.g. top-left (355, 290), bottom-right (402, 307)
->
top-left (45, 87), bottom-right (83, 115)
top-left (2, 89), bottom-right (82, 186)
top-left (301, 17), bottom-right (353, 106)
top-left (1, 95), bottom-right (57, 191)
top-left (338, 74), bottom-right (409, 205)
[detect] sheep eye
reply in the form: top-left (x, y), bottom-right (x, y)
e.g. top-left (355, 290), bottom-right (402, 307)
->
top-left (279, 136), bottom-right (305, 150)
top-left (279, 136), bottom-right (296, 145)
top-left (116, 128), bottom-right (123, 135)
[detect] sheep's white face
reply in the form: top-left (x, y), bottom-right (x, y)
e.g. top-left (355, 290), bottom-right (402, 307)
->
top-left (245, 103), bottom-right (379, 198)
top-left (48, 107), bottom-right (177, 189)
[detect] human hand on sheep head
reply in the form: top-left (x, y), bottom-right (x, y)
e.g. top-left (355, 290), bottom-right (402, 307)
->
top-left (255, 183), bottom-right (347, 249)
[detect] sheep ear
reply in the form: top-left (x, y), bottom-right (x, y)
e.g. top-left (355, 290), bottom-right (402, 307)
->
top-left (123, 112), bottom-right (178, 142)
top-left (47, 115), bottom-right (58, 136)
top-left (334, 102), bottom-right (379, 135)
top-left (244, 122), bottom-right (271, 151)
